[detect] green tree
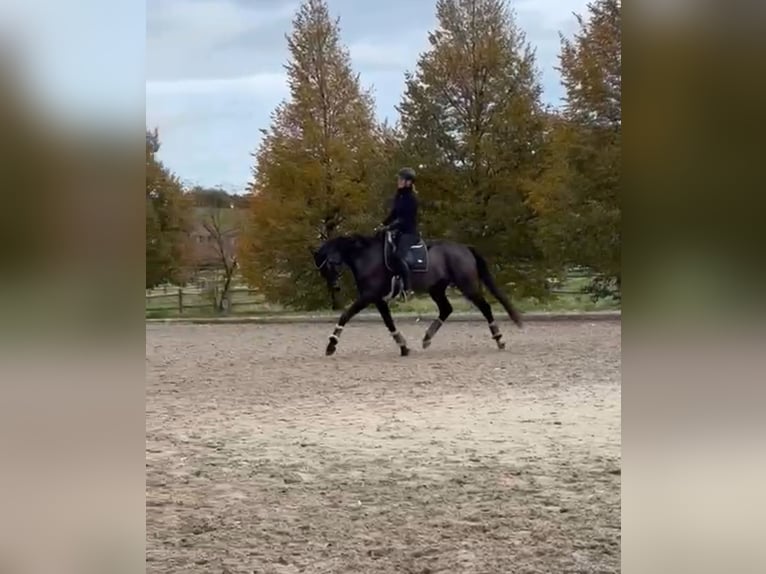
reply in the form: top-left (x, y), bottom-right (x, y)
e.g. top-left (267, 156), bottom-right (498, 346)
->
top-left (398, 0), bottom-right (549, 296)
top-left (241, 0), bottom-right (383, 309)
top-left (146, 129), bottom-right (190, 288)
top-left (527, 0), bottom-right (621, 297)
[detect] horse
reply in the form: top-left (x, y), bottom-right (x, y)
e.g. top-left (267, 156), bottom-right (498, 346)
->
top-left (311, 231), bottom-right (523, 356)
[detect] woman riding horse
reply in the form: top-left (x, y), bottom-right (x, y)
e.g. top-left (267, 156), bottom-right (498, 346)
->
top-left (312, 178), bottom-right (523, 356)
top-left (380, 167), bottom-right (419, 297)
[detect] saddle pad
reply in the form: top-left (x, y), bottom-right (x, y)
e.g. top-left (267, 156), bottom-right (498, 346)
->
top-left (384, 232), bottom-right (429, 273)
top-left (404, 241), bottom-right (428, 272)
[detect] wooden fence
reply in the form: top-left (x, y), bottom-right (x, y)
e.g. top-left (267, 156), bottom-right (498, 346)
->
top-left (146, 286), bottom-right (266, 315)
top-left (146, 269), bottom-right (596, 316)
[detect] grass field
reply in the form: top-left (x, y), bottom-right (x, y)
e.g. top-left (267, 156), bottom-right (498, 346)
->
top-left (146, 274), bottom-right (619, 319)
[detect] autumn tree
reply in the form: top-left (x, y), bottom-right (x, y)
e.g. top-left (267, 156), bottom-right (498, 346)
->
top-left (199, 207), bottom-right (241, 312)
top-left (187, 186), bottom-right (249, 209)
top-left (186, 185), bottom-right (246, 311)
top-left (398, 0), bottom-right (549, 296)
top-left (367, 120), bottom-right (405, 218)
top-left (146, 129), bottom-right (190, 288)
top-left (527, 0), bottom-right (621, 297)
top-left (240, 0), bottom-right (383, 308)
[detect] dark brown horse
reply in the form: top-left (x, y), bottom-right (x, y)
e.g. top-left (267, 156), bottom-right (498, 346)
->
top-left (312, 232), bottom-right (522, 356)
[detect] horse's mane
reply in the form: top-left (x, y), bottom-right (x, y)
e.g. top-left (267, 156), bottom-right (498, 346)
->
top-left (344, 233), bottom-right (379, 247)
top-left (324, 232), bottom-right (435, 257)
top-left (324, 232), bottom-right (380, 253)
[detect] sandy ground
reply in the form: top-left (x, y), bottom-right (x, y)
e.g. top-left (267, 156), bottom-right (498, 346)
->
top-left (146, 320), bottom-right (621, 574)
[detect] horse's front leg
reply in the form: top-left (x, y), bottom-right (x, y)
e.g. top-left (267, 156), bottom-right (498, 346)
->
top-left (375, 300), bottom-right (410, 356)
top-left (326, 297), bottom-right (370, 356)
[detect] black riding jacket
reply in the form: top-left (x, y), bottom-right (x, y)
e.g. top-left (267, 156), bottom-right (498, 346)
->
top-left (383, 187), bottom-right (418, 235)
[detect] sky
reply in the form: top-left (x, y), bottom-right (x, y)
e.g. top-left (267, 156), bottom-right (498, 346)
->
top-left (146, 0), bottom-right (590, 192)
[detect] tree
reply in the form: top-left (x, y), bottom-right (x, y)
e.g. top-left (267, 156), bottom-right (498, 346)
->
top-left (200, 207), bottom-right (240, 312)
top-left (187, 186), bottom-right (249, 209)
top-left (240, 0), bottom-right (383, 309)
top-left (146, 129), bottom-right (190, 288)
top-left (526, 0), bottom-right (621, 297)
top-left (397, 0), bottom-right (550, 296)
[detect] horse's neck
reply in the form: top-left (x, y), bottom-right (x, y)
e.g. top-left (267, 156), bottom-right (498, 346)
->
top-left (339, 236), bottom-right (381, 268)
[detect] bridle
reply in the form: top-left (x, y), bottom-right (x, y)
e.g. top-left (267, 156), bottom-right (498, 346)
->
top-left (314, 253), bottom-right (343, 281)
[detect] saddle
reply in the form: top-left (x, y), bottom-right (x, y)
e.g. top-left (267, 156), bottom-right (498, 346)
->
top-left (384, 231), bottom-right (429, 273)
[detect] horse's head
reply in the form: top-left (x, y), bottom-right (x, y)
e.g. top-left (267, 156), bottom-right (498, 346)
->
top-left (310, 241), bottom-right (343, 293)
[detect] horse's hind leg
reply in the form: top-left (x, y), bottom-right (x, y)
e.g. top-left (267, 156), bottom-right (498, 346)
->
top-left (466, 292), bottom-right (506, 350)
top-left (326, 297), bottom-right (370, 356)
top-left (375, 300), bottom-right (410, 356)
top-left (423, 282), bottom-right (452, 349)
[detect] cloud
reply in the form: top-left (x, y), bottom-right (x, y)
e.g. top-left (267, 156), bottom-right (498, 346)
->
top-left (348, 41), bottom-right (415, 70)
top-left (145, 0), bottom-right (594, 189)
top-left (147, 0), bottom-right (296, 80)
top-left (146, 72), bottom-right (288, 96)
top-left (511, 0), bottom-right (590, 106)
top-left (514, 0), bottom-right (589, 32)
top-left (147, 0), bottom-right (296, 48)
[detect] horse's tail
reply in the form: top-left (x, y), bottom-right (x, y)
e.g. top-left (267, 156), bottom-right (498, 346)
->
top-left (469, 247), bottom-right (523, 328)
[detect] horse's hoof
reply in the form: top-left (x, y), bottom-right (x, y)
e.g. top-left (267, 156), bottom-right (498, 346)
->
top-left (400, 346), bottom-right (411, 357)
top-left (326, 343), bottom-right (337, 356)
top-left (497, 341), bottom-right (506, 350)
top-left (422, 338), bottom-right (431, 349)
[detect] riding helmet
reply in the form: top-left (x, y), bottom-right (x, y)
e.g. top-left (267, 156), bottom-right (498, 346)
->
top-left (398, 167), bottom-right (416, 182)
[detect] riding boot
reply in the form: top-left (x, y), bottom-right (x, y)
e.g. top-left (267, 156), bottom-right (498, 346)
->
top-left (398, 258), bottom-right (412, 299)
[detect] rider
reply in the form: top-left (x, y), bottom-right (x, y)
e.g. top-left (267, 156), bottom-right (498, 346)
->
top-left (381, 167), bottom-right (419, 296)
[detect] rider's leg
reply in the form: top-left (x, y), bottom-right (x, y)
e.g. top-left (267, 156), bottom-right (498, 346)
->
top-left (397, 257), bottom-right (411, 292)
top-left (395, 234), bottom-right (413, 293)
